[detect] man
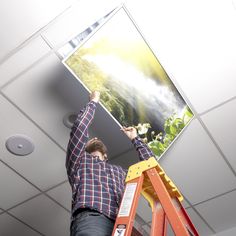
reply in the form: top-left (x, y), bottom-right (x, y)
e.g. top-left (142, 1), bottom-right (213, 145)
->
top-left (66, 91), bottom-right (154, 236)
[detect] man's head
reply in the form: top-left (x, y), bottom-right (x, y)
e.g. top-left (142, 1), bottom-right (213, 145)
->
top-left (85, 137), bottom-right (108, 161)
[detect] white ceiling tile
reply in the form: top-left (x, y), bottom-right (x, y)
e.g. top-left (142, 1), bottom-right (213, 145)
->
top-left (42, 0), bottom-right (120, 48)
top-left (46, 182), bottom-right (71, 211)
top-left (125, 0), bottom-right (236, 113)
top-left (214, 226), bottom-right (236, 236)
top-left (0, 213), bottom-right (41, 236)
top-left (166, 223), bottom-right (175, 236)
top-left (136, 195), bottom-right (152, 223)
top-left (159, 119), bottom-right (236, 204)
top-left (9, 194), bottom-right (70, 236)
top-left (0, 0), bottom-right (72, 60)
top-left (0, 162), bottom-right (39, 210)
top-left (133, 222), bottom-right (149, 236)
top-left (201, 99), bottom-right (236, 171)
top-left (110, 148), bottom-right (141, 169)
top-left (186, 208), bottom-right (214, 236)
top-left (195, 190), bottom-right (236, 233)
top-left (141, 224), bottom-right (151, 235)
top-left (0, 94), bottom-right (67, 190)
top-left (133, 214), bottom-right (146, 230)
top-left (0, 37), bottom-right (50, 88)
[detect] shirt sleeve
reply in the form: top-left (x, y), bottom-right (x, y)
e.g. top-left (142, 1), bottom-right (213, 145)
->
top-left (66, 101), bottom-right (97, 178)
top-left (132, 136), bottom-right (155, 161)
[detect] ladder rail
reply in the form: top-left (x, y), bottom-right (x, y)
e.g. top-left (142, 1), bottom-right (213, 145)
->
top-left (112, 157), bottom-right (200, 236)
top-left (150, 201), bottom-right (167, 236)
top-left (173, 198), bottom-right (200, 236)
top-left (146, 168), bottom-right (191, 236)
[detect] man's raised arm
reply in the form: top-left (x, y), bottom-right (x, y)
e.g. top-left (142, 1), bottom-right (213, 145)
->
top-left (121, 126), bottom-right (155, 161)
top-left (66, 91), bottom-right (100, 177)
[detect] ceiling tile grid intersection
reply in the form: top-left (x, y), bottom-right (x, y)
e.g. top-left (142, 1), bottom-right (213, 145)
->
top-left (0, 158), bottom-right (71, 217)
top-left (194, 189), bottom-right (236, 233)
top-left (0, 0), bottom-right (74, 62)
top-left (46, 181), bottom-right (71, 211)
top-left (1, 53), bottom-right (79, 149)
top-left (159, 119), bottom-right (236, 205)
top-left (0, 94), bottom-right (68, 191)
top-left (9, 194), bottom-right (70, 236)
top-left (0, 36), bottom-right (51, 88)
top-left (186, 208), bottom-right (215, 236)
top-left (41, 0), bottom-right (121, 49)
top-left (0, 160), bottom-right (39, 210)
top-left (1, 187), bottom-right (72, 235)
top-left (198, 117), bottom-right (236, 176)
top-left (200, 98), bottom-right (236, 173)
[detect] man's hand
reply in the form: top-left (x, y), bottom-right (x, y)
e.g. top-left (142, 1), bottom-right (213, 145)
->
top-left (90, 91), bottom-right (100, 103)
top-left (121, 126), bottom-right (138, 140)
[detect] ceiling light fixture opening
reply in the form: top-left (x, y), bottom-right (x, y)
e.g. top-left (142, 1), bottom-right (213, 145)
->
top-left (63, 112), bottom-right (77, 128)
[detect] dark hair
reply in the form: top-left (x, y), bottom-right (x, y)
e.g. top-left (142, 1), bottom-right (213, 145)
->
top-left (85, 138), bottom-right (108, 159)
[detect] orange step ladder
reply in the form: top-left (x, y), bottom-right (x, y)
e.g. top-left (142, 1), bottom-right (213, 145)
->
top-left (112, 157), bottom-right (199, 236)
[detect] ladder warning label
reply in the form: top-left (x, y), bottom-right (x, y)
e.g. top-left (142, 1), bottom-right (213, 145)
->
top-left (114, 224), bottom-right (126, 236)
top-left (118, 183), bottom-right (137, 217)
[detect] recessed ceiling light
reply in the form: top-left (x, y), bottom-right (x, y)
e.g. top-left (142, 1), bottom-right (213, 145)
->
top-left (63, 112), bottom-right (77, 128)
top-left (5, 134), bottom-right (35, 156)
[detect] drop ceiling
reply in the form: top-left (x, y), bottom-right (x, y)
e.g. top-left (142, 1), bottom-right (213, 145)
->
top-left (0, 0), bottom-right (236, 235)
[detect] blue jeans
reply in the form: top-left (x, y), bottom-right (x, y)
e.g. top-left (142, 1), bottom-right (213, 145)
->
top-left (71, 209), bottom-right (115, 236)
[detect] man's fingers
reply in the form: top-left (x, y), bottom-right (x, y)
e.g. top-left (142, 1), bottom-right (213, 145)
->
top-left (90, 91), bottom-right (100, 103)
top-left (120, 126), bottom-right (134, 132)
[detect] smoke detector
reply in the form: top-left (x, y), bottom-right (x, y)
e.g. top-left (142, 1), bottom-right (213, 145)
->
top-left (5, 134), bottom-right (35, 156)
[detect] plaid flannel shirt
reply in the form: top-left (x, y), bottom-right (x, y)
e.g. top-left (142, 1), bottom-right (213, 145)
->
top-left (66, 101), bottom-right (154, 221)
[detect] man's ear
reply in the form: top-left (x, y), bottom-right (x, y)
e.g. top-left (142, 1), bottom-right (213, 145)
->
top-left (104, 154), bottom-right (107, 160)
